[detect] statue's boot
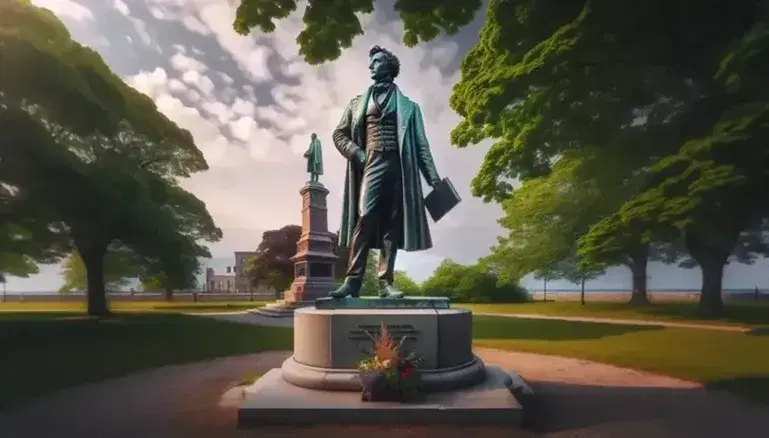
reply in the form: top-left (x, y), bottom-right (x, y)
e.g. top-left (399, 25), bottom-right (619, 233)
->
top-left (329, 278), bottom-right (361, 299)
top-left (378, 281), bottom-right (404, 299)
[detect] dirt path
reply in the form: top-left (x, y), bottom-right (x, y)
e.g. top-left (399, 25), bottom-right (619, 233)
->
top-left (1, 348), bottom-right (766, 438)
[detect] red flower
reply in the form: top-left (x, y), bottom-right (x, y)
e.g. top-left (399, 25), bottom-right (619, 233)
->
top-left (400, 364), bottom-right (414, 378)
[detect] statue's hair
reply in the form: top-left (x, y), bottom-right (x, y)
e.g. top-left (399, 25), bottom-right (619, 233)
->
top-left (369, 45), bottom-right (400, 79)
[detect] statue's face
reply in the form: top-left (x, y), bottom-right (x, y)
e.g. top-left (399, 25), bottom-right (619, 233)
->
top-left (369, 51), bottom-right (391, 81)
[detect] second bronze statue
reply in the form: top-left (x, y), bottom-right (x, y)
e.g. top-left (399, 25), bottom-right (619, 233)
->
top-left (329, 45), bottom-right (446, 300)
top-left (303, 133), bottom-right (323, 183)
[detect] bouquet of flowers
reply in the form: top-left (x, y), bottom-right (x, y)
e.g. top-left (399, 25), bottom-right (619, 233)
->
top-left (357, 323), bottom-right (424, 402)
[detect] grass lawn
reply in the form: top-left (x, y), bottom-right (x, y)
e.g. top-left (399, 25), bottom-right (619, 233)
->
top-left (0, 300), bottom-right (267, 313)
top-left (0, 312), bottom-right (291, 409)
top-left (473, 315), bottom-right (769, 404)
top-left (461, 301), bottom-right (769, 326)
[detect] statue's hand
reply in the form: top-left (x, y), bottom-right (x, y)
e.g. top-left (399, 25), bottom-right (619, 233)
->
top-left (428, 177), bottom-right (441, 188)
top-left (354, 149), bottom-right (366, 168)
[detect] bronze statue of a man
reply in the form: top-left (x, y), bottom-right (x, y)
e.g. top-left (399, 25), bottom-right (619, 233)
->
top-left (329, 45), bottom-right (442, 299)
top-left (303, 133), bottom-right (323, 182)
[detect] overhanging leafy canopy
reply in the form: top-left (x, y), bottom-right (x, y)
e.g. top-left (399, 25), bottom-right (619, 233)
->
top-left (232, 0), bottom-right (482, 64)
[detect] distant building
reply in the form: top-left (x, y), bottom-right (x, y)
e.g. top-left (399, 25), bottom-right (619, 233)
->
top-left (205, 251), bottom-right (259, 293)
top-left (234, 251), bottom-right (257, 293)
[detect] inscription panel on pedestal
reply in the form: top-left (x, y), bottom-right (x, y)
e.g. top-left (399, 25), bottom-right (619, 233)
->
top-left (328, 311), bottom-right (438, 368)
top-left (348, 324), bottom-right (419, 356)
top-left (309, 262), bottom-right (332, 278)
top-left (294, 262), bottom-right (307, 277)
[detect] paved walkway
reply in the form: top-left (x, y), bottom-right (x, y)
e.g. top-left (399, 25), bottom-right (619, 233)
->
top-left (1, 348), bottom-right (766, 438)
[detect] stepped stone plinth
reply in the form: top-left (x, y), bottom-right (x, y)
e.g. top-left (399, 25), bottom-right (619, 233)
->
top-left (238, 301), bottom-right (535, 427)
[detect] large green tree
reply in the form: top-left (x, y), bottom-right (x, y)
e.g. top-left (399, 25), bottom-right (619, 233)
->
top-left (485, 149), bottom-right (691, 305)
top-left (59, 245), bottom-right (142, 293)
top-left (1, 0), bottom-right (221, 315)
top-left (447, 0), bottom-right (769, 316)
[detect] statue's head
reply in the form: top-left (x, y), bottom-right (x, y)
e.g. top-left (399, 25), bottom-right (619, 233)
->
top-left (368, 45), bottom-right (400, 82)
top-left (311, 132), bottom-right (317, 140)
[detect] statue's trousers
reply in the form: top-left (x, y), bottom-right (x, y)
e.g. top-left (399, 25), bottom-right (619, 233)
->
top-left (345, 148), bottom-right (403, 283)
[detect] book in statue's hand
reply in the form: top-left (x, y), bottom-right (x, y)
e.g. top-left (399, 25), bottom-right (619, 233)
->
top-left (424, 178), bottom-right (462, 223)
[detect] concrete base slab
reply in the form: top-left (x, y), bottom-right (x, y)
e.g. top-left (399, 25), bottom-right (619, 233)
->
top-left (238, 365), bottom-right (527, 428)
top-left (250, 301), bottom-right (310, 318)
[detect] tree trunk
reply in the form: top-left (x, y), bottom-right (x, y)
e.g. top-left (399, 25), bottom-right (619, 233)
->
top-left (80, 246), bottom-right (109, 316)
top-left (164, 288), bottom-right (174, 301)
top-left (580, 276), bottom-right (586, 305)
top-left (697, 255), bottom-right (726, 317)
top-left (543, 279), bottom-right (548, 302)
top-left (684, 232), bottom-right (731, 317)
top-left (627, 245), bottom-right (651, 306)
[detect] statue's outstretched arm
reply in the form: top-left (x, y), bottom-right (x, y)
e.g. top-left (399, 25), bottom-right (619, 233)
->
top-left (332, 100), bottom-right (365, 166)
top-left (413, 106), bottom-right (440, 187)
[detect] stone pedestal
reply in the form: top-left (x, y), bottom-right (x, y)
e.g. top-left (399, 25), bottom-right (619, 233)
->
top-left (238, 303), bottom-right (532, 427)
top-left (252, 181), bottom-right (338, 317)
top-left (287, 182), bottom-right (338, 303)
top-left (282, 307), bottom-right (485, 391)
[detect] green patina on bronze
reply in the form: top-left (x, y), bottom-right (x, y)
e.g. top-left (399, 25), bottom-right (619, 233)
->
top-left (329, 45), bottom-right (446, 300)
top-left (315, 296), bottom-right (450, 310)
top-left (303, 133), bottom-right (323, 183)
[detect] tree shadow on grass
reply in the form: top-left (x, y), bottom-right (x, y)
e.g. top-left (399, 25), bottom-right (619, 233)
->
top-left (472, 316), bottom-right (662, 341)
top-left (616, 302), bottom-right (769, 326)
top-left (528, 379), bottom-right (769, 437)
top-left (706, 376), bottom-right (769, 405)
top-left (747, 327), bottom-right (769, 336)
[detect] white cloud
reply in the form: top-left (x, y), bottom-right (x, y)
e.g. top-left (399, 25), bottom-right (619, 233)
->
top-left (228, 117), bottom-right (256, 142)
top-left (168, 79), bottom-right (187, 93)
top-left (200, 101), bottom-right (231, 124)
top-left (127, 68), bottom-right (235, 170)
top-left (127, 67), bottom-right (169, 99)
top-left (144, 0), bottom-right (273, 83)
top-left (231, 97), bottom-right (255, 117)
top-left (170, 52), bottom-right (208, 73)
top-left (182, 15), bottom-right (210, 36)
top-left (180, 70), bottom-right (215, 97)
top-left (186, 89), bottom-right (202, 102)
top-left (149, 6), bottom-right (167, 20)
top-left (219, 72), bottom-right (235, 85)
top-left (112, 0), bottom-right (130, 16)
top-left (32, 0), bottom-right (93, 21)
top-left (130, 17), bottom-right (153, 45)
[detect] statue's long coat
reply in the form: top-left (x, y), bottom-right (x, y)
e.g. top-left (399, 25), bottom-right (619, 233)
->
top-left (305, 138), bottom-right (323, 175)
top-left (333, 86), bottom-right (439, 251)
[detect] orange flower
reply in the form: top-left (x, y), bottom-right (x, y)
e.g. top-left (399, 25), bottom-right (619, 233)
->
top-left (372, 323), bottom-right (398, 365)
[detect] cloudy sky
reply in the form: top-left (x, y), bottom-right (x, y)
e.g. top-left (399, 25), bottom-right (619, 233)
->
top-left (6, 0), bottom-right (767, 293)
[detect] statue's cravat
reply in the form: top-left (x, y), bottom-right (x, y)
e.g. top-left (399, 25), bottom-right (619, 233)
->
top-left (372, 81), bottom-right (393, 102)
